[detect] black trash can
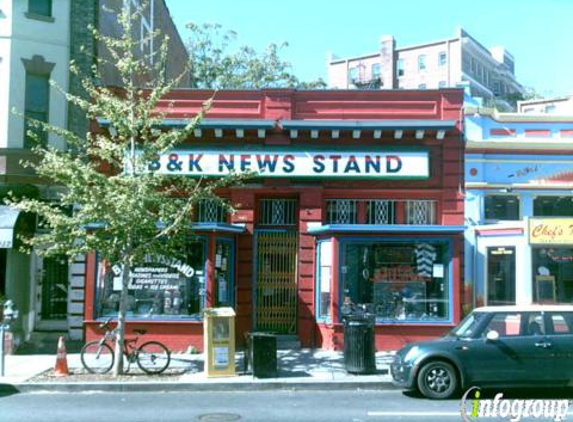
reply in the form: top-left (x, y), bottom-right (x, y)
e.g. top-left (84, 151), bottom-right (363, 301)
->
top-left (247, 332), bottom-right (277, 378)
top-left (343, 313), bottom-right (376, 374)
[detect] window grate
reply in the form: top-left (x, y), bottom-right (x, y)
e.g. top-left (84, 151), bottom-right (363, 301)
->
top-left (326, 199), bottom-right (357, 224)
top-left (367, 200), bottom-right (396, 224)
top-left (406, 200), bottom-right (436, 225)
top-left (258, 199), bottom-right (297, 226)
top-left (196, 199), bottom-right (228, 223)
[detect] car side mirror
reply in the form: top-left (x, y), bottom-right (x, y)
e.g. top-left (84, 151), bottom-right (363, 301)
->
top-left (486, 330), bottom-right (499, 342)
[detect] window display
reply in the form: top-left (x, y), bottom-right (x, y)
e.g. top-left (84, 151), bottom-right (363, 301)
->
top-left (533, 247), bottom-right (573, 303)
top-left (95, 240), bottom-right (207, 319)
top-left (340, 240), bottom-right (449, 322)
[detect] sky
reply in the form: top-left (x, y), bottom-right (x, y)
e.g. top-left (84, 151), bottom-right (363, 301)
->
top-left (165, 0), bottom-right (573, 97)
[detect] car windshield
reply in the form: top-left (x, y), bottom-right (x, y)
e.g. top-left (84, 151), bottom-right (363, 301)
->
top-left (449, 312), bottom-right (486, 338)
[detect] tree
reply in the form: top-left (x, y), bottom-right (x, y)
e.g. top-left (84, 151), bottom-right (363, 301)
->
top-left (186, 22), bottom-right (326, 90)
top-left (10, 4), bottom-right (238, 376)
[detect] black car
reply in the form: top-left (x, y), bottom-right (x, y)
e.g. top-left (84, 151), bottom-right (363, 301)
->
top-left (391, 305), bottom-right (573, 399)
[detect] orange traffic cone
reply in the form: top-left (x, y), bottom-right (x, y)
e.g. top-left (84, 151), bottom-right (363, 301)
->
top-left (54, 336), bottom-right (69, 377)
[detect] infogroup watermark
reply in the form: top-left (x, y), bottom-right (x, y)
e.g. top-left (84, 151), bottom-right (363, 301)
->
top-left (460, 387), bottom-right (570, 422)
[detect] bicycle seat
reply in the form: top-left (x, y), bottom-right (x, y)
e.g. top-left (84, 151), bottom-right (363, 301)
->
top-left (133, 329), bottom-right (147, 335)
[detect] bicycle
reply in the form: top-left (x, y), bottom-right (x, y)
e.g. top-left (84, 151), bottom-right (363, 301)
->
top-left (80, 318), bottom-right (171, 375)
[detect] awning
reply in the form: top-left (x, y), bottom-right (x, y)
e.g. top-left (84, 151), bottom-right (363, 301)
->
top-left (0, 206), bottom-right (21, 248)
top-left (307, 224), bottom-right (467, 235)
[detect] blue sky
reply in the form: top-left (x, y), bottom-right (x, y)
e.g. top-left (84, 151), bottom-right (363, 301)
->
top-left (166, 0), bottom-right (572, 97)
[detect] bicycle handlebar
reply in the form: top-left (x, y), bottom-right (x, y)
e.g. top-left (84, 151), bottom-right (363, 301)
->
top-left (98, 317), bottom-right (113, 330)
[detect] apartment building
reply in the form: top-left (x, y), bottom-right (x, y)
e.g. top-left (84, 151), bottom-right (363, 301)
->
top-left (328, 27), bottom-right (524, 109)
top-left (0, 0), bottom-right (188, 345)
top-left (519, 95), bottom-right (573, 114)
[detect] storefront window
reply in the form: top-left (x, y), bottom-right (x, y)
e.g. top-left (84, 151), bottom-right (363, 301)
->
top-left (340, 240), bottom-right (450, 322)
top-left (533, 247), bottom-right (573, 303)
top-left (316, 240), bottom-right (333, 321)
top-left (214, 239), bottom-right (234, 307)
top-left (95, 239), bottom-right (207, 319)
top-left (485, 195), bottom-right (519, 220)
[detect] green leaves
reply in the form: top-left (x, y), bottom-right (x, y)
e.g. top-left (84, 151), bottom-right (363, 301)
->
top-left (186, 22), bottom-right (326, 90)
top-left (10, 4), bottom-right (240, 268)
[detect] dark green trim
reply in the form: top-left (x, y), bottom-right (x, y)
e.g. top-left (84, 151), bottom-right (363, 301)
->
top-left (24, 12), bottom-right (55, 22)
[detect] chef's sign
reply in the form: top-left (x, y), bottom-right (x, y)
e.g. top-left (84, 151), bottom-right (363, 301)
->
top-left (143, 149), bottom-right (429, 179)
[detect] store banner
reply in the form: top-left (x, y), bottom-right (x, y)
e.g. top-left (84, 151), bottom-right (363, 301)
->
top-left (140, 149), bottom-right (429, 179)
top-left (529, 218), bottom-right (573, 244)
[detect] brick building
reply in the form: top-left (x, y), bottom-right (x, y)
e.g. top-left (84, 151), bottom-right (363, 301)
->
top-left (328, 27), bottom-right (524, 110)
top-left (85, 88), bottom-right (465, 351)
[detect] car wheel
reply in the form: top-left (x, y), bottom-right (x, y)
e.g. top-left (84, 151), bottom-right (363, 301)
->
top-left (417, 360), bottom-right (458, 399)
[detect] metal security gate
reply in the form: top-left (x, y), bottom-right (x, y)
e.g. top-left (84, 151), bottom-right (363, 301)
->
top-left (254, 230), bottom-right (298, 334)
top-left (37, 255), bottom-right (68, 325)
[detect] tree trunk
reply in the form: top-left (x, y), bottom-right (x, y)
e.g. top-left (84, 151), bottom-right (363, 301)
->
top-left (112, 254), bottom-right (131, 376)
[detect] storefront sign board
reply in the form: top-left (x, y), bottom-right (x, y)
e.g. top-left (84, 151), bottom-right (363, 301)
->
top-left (529, 218), bottom-right (573, 244)
top-left (142, 149), bottom-right (429, 179)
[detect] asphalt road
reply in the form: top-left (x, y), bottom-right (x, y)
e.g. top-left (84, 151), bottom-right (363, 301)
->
top-left (2, 389), bottom-right (573, 422)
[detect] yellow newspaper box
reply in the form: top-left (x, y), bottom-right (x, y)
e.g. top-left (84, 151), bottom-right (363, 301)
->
top-left (204, 307), bottom-right (236, 377)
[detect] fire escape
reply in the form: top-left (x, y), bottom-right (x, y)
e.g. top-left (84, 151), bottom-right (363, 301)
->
top-left (350, 62), bottom-right (383, 90)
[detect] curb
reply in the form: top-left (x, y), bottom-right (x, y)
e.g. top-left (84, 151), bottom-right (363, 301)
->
top-left (3, 380), bottom-right (399, 394)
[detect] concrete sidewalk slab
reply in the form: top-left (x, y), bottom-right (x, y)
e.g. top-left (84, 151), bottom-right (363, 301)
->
top-left (0, 349), bottom-right (397, 393)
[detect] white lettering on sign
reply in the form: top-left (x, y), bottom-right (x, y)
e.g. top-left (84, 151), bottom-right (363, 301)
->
top-left (141, 149), bottom-right (430, 179)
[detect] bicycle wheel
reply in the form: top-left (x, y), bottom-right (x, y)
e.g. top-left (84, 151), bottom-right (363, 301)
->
top-left (80, 341), bottom-right (114, 374)
top-left (136, 341), bottom-right (171, 374)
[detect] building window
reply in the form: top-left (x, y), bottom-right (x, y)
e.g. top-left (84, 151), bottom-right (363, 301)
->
top-left (406, 200), bottom-right (436, 224)
top-left (545, 105), bottom-right (556, 114)
top-left (316, 240), bottom-right (332, 321)
top-left (438, 51), bottom-right (447, 66)
top-left (24, 73), bottom-right (50, 148)
top-left (258, 198), bottom-right (297, 226)
top-left (532, 247), bottom-right (573, 303)
top-left (366, 200), bottom-right (396, 224)
top-left (438, 81), bottom-right (447, 88)
top-left (348, 67), bottom-right (359, 84)
top-left (95, 240), bottom-right (207, 319)
top-left (534, 196), bottom-right (573, 217)
top-left (485, 195), bottom-right (520, 220)
top-left (195, 199), bottom-right (228, 223)
top-left (371, 63), bottom-right (381, 79)
top-left (340, 240), bottom-right (450, 322)
top-left (487, 247), bottom-right (516, 306)
top-left (28, 0), bottom-right (52, 17)
top-left (418, 55), bottom-right (427, 72)
top-left (326, 199), bottom-right (357, 224)
top-left (418, 84), bottom-right (427, 90)
top-left (397, 58), bottom-right (404, 77)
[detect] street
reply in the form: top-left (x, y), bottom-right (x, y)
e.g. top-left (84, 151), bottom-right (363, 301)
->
top-left (2, 389), bottom-right (573, 422)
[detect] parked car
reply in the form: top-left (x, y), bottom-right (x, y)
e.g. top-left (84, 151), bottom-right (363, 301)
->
top-left (391, 305), bottom-right (573, 399)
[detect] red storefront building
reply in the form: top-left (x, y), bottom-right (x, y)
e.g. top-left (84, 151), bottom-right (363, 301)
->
top-left (84, 89), bottom-right (465, 351)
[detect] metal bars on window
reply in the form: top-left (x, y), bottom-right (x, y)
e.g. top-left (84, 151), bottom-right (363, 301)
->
top-left (196, 199), bottom-right (228, 223)
top-left (258, 199), bottom-right (297, 226)
top-left (366, 200), bottom-right (396, 224)
top-left (326, 199), bottom-right (358, 224)
top-left (406, 200), bottom-right (436, 225)
top-left (325, 199), bottom-right (437, 225)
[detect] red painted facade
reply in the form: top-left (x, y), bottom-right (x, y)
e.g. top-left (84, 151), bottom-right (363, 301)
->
top-left (84, 89), bottom-right (465, 352)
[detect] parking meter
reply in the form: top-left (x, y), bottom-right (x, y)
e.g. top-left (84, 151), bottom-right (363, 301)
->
top-left (1, 300), bottom-right (18, 377)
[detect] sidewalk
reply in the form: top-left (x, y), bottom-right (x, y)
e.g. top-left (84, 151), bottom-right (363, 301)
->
top-left (0, 349), bottom-right (397, 393)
